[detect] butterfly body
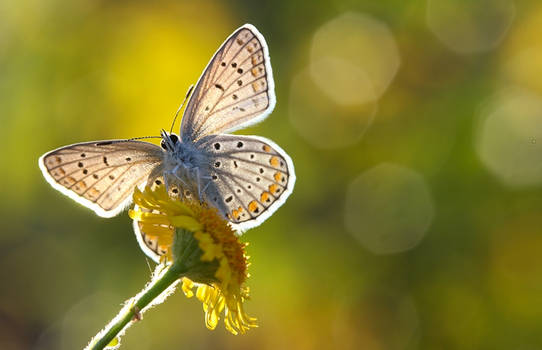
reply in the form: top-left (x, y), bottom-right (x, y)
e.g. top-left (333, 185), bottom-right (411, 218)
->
top-left (40, 24), bottom-right (295, 260)
top-left (157, 132), bottom-right (208, 196)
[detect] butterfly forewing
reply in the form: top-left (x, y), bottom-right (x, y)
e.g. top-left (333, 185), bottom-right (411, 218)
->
top-left (180, 24), bottom-right (275, 141)
top-left (39, 141), bottom-right (163, 217)
top-left (39, 24), bottom-right (294, 239)
top-left (197, 134), bottom-right (295, 230)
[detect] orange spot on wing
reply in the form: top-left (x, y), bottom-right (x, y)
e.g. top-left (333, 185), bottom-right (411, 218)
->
top-left (270, 156), bottom-right (280, 167)
top-left (52, 167), bottom-right (66, 179)
top-left (263, 145), bottom-right (271, 152)
top-left (260, 192), bottom-right (271, 202)
top-left (252, 82), bottom-right (261, 92)
top-left (63, 176), bottom-right (76, 186)
top-left (274, 172), bottom-right (283, 182)
top-left (157, 245), bottom-right (168, 256)
top-left (248, 201), bottom-right (258, 212)
top-left (269, 184), bottom-right (278, 193)
top-left (145, 234), bottom-right (157, 247)
top-left (88, 188), bottom-right (100, 199)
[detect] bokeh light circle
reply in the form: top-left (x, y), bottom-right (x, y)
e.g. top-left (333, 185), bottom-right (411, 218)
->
top-left (289, 67), bottom-right (377, 149)
top-left (344, 163), bottom-right (434, 254)
top-left (310, 12), bottom-right (400, 105)
top-left (503, 46), bottom-right (542, 95)
top-left (426, 0), bottom-right (515, 54)
top-left (500, 5), bottom-right (542, 96)
top-left (476, 88), bottom-right (542, 187)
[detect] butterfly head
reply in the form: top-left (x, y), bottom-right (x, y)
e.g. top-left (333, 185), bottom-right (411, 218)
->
top-left (160, 129), bottom-right (180, 152)
top-left (160, 129), bottom-right (202, 171)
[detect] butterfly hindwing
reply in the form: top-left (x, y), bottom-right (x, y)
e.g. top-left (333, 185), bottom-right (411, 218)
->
top-left (39, 140), bottom-right (163, 217)
top-left (197, 134), bottom-right (295, 230)
top-left (132, 175), bottom-right (196, 263)
top-left (39, 24), bottom-right (294, 236)
top-left (180, 24), bottom-right (276, 141)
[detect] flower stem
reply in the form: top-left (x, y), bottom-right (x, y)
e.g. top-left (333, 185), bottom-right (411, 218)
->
top-left (87, 259), bottom-right (187, 350)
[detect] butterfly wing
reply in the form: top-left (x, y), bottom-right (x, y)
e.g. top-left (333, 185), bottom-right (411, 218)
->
top-left (180, 24), bottom-right (276, 141)
top-left (196, 134), bottom-right (295, 231)
top-left (39, 140), bottom-right (163, 217)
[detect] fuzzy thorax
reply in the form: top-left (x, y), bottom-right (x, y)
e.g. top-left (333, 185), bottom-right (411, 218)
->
top-left (159, 133), bottom-right (209, 195)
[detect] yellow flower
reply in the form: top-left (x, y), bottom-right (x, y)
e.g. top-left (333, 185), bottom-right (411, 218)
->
top-left (129, 185), bottom-right (257, 335)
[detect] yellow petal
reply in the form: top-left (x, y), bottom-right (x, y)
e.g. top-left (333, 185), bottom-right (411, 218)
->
top-left (168, 215), bottom-right (203, 232)
top-left (181, 278), bottom-right (195, 298)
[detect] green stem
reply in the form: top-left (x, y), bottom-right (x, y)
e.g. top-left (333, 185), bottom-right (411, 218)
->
top-left (89, 261), bottom-right (187, 350)
top-left (87, 229), bottom-right (207, 350)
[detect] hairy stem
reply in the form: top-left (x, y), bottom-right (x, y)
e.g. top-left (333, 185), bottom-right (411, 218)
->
top-left (86, 229), bottom-right (200, 350)
top-left (87, 262), bottom-right (186, 350)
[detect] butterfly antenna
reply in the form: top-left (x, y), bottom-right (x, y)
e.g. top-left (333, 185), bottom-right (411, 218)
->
top-left (127, 135), bottom-right (163, 141)
top-left (169, 84), bottom-right (195, 135)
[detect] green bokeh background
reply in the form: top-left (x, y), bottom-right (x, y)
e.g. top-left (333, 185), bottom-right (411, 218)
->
top-left (2, 0), bottom-right (542, 349)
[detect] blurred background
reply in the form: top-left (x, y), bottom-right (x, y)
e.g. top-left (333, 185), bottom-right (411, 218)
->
top-left (1, 0), bottom-right (542, 349)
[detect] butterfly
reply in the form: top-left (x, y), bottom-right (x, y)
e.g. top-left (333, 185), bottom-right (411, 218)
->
top-left (39, 24), bottom-right (295, 239)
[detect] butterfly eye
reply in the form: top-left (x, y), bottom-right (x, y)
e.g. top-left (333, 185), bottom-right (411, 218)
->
top-left (170, 134), bottom-right (179, 144)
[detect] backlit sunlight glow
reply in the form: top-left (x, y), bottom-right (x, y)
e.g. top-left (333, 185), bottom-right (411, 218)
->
top-left (476, 88), bottom-right (542, 187)
top-left (427, 0), bottom-right (516, 54)
top-left (344, 163), bottom-right (434, 254)
top-left (289, 68), bottom-right (377, 149)
top-left (310, 12), bottom-right (400, 105)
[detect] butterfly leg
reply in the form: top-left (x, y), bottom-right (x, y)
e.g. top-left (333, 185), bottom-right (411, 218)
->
top-left (198, 175), bottom-right (212, 201)
top-left (193, 167), bottom-right (212, 202)
top-left (172, 173), bottom-right (189, 188)
top-left (170, 164), bottom-right (189, 188)
top-left (200, 179), bottom-right (211, 197)
top-left (162, 172), bottom-right (171, 192)
top-left (193, 167), bottom-right (202, 200)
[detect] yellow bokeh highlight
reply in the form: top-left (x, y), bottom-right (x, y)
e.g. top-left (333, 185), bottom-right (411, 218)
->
top-left (103, 5), bottom-right (230, 138)
top-left (476, 88), bottom-right (542, 187)
top-left (427, 0), bottom-right (515, 54)
top-left (502, 3), bottom-right (542, 95)
top-left (310, 12), bottom-right (400, 105)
